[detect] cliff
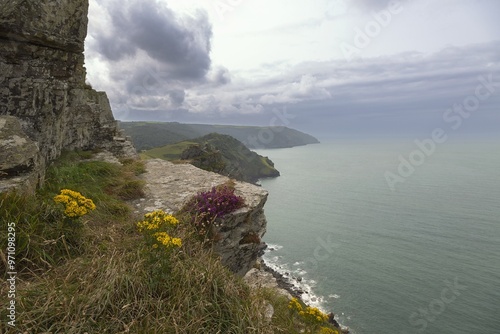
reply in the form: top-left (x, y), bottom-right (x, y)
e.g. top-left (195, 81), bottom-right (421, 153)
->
top-left (133, 159), bottom-right (268, 276)
top-left (0, 0), bottom-right (135, 193)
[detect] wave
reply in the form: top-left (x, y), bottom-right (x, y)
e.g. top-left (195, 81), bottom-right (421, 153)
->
top-left (263, 245), bottom-right (327, 311)
top-left (265, 243), bottom-right (283, 251)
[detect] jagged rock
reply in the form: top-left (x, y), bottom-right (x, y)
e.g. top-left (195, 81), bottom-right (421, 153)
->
top-left (133, 159), bottom-right (268, 277)
top-left (0, 0), bottom-right (136, 192)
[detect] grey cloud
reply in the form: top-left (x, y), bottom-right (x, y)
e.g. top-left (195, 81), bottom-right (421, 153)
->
top-left (234, 41), bottom-right (500, 135)
top-left (92, 0), bottom-right (212, 80)
top-left (168, 89), bottom-right (185, 106)
top-left (96, 35), bottom-right (136, 61)
top-left (210, 66), bottom-right (231, 85)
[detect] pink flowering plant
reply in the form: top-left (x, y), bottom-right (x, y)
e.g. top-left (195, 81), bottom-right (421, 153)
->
top-left (183, 184), bottom-right (244, 237)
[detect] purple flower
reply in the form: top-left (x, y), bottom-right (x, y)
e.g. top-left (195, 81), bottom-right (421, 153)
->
top-left (185, 186), bottom-right (244, 229)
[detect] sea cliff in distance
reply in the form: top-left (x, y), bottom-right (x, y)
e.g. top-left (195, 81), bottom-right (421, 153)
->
top-left (119, 121), bottom-right (320, 151)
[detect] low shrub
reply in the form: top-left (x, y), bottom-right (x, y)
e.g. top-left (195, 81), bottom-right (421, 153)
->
top-left (288, 297), bottom-right (337, 333)
top-left (182, 184), bottom-right (244, 236)
top-left (136, 210), bottom-right (182, 250)
top-left (53, 189), bottom-right (96, 218)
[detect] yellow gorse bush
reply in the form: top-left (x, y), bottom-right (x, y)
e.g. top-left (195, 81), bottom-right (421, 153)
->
top-left (288, 297), bottom-right (330, 328)
top-left (153, 231), bottom-right (182, 248)
top-left (299, 305), bottom-right (329, 323)
top-left (318, 327), bottom-right (339, 334)
top-left (137, 210), bottom-right (181, 250)
top-left (54, 189), bottom-right (96, 218)
top-left (289, 297), bottom-right (303, 312)
top-left (137, 210), bottom-right (179, 232)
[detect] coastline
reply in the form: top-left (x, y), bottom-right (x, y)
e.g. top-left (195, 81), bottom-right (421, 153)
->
top-left (259, 251), bottom-right (350, 333)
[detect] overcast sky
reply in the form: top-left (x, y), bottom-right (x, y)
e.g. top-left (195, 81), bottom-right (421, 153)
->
top-left (85, 0), bottom-right (500, 138)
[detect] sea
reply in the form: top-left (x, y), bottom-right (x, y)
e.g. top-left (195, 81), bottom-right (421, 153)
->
top-left (255, 137), bottom-right (500, 334)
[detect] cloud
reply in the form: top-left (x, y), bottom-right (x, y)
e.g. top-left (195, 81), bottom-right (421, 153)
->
top-left (167, 89), bottom-right (186, 106)
top-left (89, 0), bottom-right (212, 80)
top-left (208, 66), bottom-right (232, 85)
top-left (244, 42), bottom-right (500, 134)
top-left (258, 74), bottom-right (331, 104)
top-left (84, 0), bottom-right (499, 136)
top-left (85, 0), bottom-right (218, 118)
top-left (117, 41), bottom-right (500, 133)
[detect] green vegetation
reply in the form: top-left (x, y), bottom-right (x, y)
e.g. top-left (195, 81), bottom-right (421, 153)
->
top-left (180, 182), bottom-right (245, 239)
top-left (142, 133), bottom-right (280, 183)
top-left (120, 121), bottom-right (320, 151)
top-left (140, 140), bottom-right (197, 161)
top-left (0, 151), bottom-right (338, 333)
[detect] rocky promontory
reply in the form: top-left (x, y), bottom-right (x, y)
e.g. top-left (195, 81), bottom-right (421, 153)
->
top-left (132, 159), bottom-right (269, 276)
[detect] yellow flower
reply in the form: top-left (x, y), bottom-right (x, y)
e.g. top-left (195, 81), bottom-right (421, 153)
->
top-left (171, 238), bottom-right (182, 247)
top-left (137, 210), bottom-right (182, 252)
top-left (318, 327), bottom-right (338, 334)
top-left (153, 232), bottom-right (182, 248)
top-left (54, 189), bottom-right (96, 218)
top-left (301, 306), bottom-right (329, 324)
top-left (288, 297), bottom-right (303, 312)
top-left (137, 210), bottom-right (179, 231)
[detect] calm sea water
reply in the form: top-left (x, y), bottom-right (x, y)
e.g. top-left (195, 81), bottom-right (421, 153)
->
top-left (255, 138), bottom-right (500, 334)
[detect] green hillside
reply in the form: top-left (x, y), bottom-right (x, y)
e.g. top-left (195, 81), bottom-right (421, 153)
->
top-left (141, 133), bottom-right (280, 183)
top-left (119, 121), bottom-right (319, 151)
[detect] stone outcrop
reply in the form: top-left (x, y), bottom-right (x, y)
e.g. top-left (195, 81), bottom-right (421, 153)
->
top-left (133, 159), bottom-right (268, 277)
top-left (0, 0), bottom-right (135, 192)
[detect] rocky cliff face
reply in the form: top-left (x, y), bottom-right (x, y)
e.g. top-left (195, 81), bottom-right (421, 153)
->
top-left (133, 159), bottom-right (268, 277)
top-left (0, 0), bottom-right (134, 192)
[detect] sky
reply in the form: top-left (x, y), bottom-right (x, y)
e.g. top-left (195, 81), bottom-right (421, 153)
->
top-left (84, 0), bottom-right (500, 138)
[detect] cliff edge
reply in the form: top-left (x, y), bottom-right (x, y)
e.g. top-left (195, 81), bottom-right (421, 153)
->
top-left (133, 159), bottom-right (268, 277)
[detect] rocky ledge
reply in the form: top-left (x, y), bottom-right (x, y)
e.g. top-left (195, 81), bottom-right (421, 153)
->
top-left (132, 159), bottom-right (268, 277)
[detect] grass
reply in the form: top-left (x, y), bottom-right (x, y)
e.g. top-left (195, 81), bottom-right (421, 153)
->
top-left (141, 141), bottom-right (197, 160)
top-left (0, 150), bottom-right (339, 334)
top-left (0, 151), bottom-right (146, 276)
